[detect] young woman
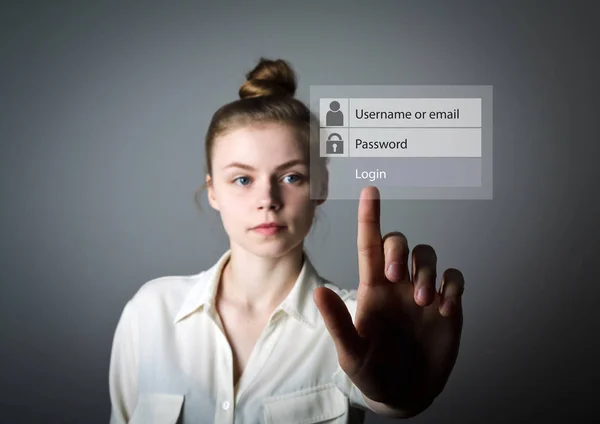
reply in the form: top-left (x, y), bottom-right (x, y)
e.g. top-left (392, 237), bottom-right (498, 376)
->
top-left (108, 58), bottom-right (465, 424)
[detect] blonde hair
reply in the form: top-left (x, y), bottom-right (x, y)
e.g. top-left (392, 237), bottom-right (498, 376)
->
top-left (194, 58), bottom-right (327, 210)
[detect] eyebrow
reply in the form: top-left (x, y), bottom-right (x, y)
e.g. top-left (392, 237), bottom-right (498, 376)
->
top-left (223, 159), bottom-right (306, 172)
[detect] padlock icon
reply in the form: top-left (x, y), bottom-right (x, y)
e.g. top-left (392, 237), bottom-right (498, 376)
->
top-left (326, 133), bottom-right (344, 154)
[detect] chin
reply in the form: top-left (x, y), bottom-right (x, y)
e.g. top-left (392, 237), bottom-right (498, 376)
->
top-left (239, 235), bottom-right (304, 259)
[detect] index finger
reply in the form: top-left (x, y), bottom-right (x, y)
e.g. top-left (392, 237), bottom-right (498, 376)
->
top-left (357, 186), bottom-right (385, 287)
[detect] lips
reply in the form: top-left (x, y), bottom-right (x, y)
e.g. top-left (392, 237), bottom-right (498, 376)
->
top-left (251, 222), bottom-right (287, 236)
top-left (253, 223), bottom-right (286, 229)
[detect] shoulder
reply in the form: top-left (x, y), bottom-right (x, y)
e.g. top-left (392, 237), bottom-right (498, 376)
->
top-left (126, 251), bottom-right (229, 316)
top-left (126, 271), bottom-right (204, 316)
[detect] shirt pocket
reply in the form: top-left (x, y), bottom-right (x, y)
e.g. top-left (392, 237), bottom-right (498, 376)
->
top-left (262, 383), bottom-right (348, 424)
top-left (129, 393), bottom-right (185, 424)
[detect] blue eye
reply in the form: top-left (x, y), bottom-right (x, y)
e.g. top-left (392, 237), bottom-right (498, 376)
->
top-left (283, 174), bottom-right (302, 184)
top-left (234, 176), bottom-right (251, 186)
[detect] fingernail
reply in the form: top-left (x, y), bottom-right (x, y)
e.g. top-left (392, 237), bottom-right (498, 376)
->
top-left (386, 262), bottom-right (400, 281)
top-left (417, 287), bottom-right (427, 303)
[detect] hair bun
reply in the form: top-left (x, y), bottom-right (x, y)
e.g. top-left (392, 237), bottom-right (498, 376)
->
top-left (239, 58), bottom-right (297, 99)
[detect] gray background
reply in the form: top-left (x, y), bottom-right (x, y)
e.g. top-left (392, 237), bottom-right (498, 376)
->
top-left (1, 0), bottom-right (598, 423)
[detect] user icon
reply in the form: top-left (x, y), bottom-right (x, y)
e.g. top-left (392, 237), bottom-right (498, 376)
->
top-left (326, 101), bottom-right (344, 126)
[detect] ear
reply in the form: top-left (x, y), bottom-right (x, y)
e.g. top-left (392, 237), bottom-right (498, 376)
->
top-left (206, 174), bottom-right (220, 211)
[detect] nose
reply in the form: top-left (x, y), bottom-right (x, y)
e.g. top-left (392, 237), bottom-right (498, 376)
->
top-left (256, 178), bottom-right (282, 211)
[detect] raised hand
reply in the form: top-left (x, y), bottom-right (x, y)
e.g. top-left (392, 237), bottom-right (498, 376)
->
top-left (314, 186), bottom-right (465, 415)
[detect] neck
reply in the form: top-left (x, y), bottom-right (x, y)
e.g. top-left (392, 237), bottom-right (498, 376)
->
top-left (218, 243), bottom-right (305, 314)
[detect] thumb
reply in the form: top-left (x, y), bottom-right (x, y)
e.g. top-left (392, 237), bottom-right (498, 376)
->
top-left (313, 287), bottom-right (366, 374)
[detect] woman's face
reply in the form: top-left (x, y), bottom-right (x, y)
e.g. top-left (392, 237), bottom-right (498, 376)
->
top-left (207, 123), bottom-right (324, 258)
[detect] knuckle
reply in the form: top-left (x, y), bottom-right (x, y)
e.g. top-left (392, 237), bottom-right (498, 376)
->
top-left (416, 267), bottom-right (437, 285)
top-left (382, 231), bottom-right (408, 244)
top-left (382, 232), bottom-right (409, 259)
top-left (357, 244), bottom-right (381, 259)
top-left (420, 267), bottom-right (437, 281)
top-left (358, 215), bottom-right (379, 224)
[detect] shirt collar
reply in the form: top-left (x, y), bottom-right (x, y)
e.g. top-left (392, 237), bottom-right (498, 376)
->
top-left (173, 249), bottom-right (323, 328)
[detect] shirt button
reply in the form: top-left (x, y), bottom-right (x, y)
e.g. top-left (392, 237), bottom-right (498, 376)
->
top-left (222, 401), bottom-right (230, 410)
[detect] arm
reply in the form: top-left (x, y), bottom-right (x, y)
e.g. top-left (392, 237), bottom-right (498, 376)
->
top-left (108, 300), bottom-right (139, 424)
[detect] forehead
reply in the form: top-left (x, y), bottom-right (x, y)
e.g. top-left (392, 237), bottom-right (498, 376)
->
top-left (212, 123), bottom-right (306, 168)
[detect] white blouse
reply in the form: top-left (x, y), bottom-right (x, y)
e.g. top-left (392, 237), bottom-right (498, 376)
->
top-left (109, 250), bottom-right (375, 424)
